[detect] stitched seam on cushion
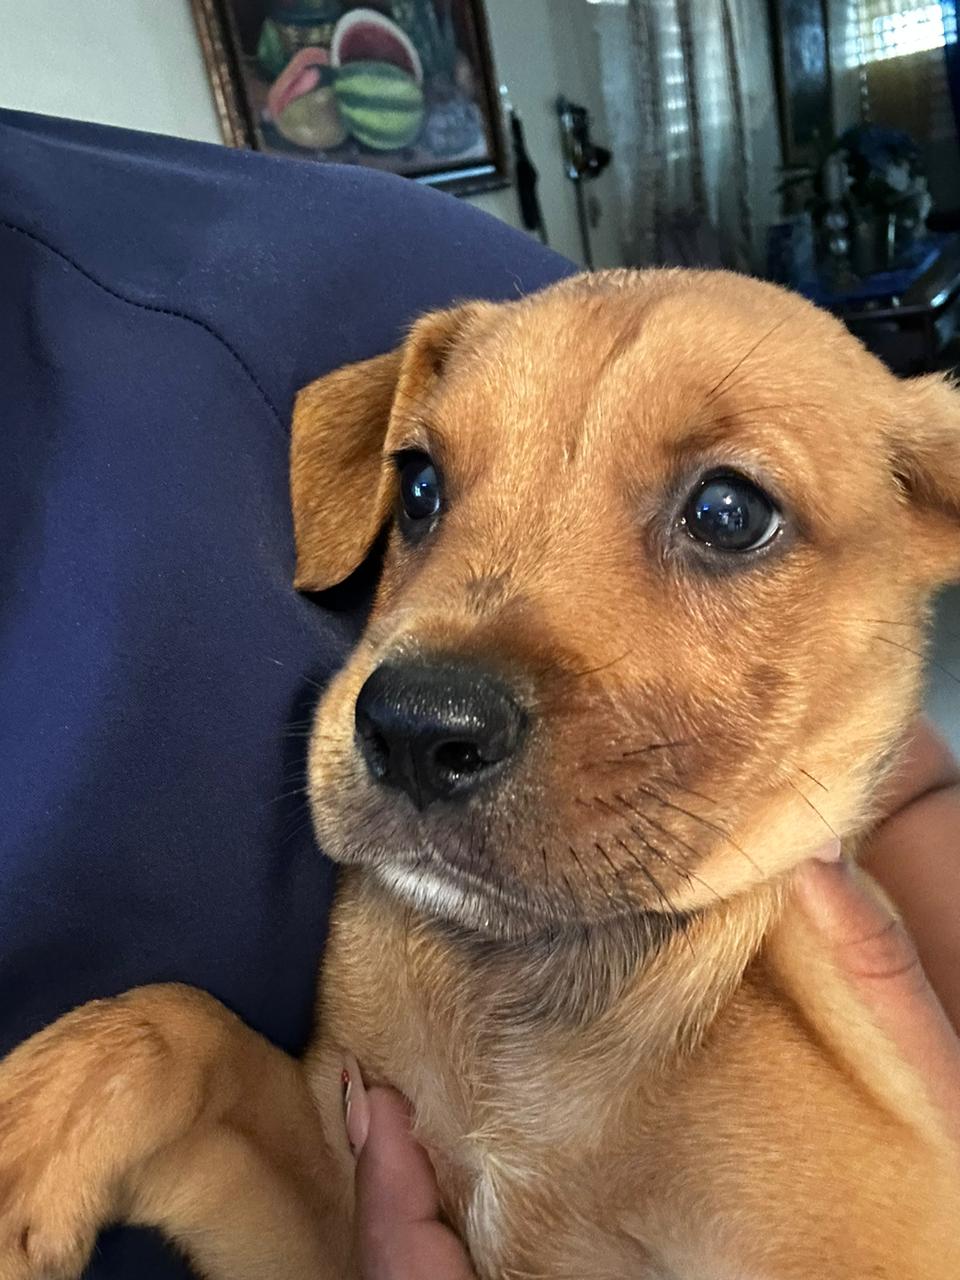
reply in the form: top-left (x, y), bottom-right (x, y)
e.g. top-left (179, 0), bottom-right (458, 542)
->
top-left (0, 219), bottom-right (284, 430)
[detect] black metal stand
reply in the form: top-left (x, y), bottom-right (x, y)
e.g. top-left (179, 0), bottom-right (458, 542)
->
top-left (556, 97), bottom-right (611, 269)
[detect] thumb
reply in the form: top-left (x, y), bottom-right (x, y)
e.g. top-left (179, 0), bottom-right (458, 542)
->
top-left (353, 1084), bottom-right (477, 1280)
top-left (794, 859), bottom-right (960, 1134)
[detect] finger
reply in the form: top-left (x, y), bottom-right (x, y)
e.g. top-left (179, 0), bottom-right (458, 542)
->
top-left (872, 718), bottom-right (960, 819)
top-left (862, 782), bottom-right (960, 1033)
top-left (354, 1085), bottom-right (477, 1280)
top-left (794, 859), bottom-right (960, 1134)
top-left (356, 1087), bottom-right (440, 1224)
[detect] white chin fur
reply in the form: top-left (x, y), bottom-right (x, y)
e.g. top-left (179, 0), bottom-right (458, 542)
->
top-left (376, 863), bottom-right (495, 930)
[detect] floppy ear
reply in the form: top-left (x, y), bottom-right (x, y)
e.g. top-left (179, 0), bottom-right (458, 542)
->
top-left (887, 374), bottom-right (960, 578)
top-left (291, 303), bottom-right (489, 591)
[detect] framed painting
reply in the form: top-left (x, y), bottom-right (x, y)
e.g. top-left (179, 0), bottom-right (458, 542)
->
top-left (768, 0), bottom-right (833, 168)
top-left (190, 0), bottom-right (508, 195)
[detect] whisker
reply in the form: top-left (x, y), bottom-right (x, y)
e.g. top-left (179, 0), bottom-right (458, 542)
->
top-left (627, 824), bottom-right (689, 880)
top-left (796, 766), bottom-right (829, 793)
top-left (619, 739), bottom-right (691, 759)
top-left (856, 617), bottom-right (913, 627)
top-left (569, 844), bottom-right (619, 907)
top-left (610, 795), bottom-right (723, 903)
top-left (558, 869), bottom-right (578, 912)
top-left (594, 840), bottom-right (625, 883)
top-left (860, 615), bottom-right (960, 643)
top-left (631, 784), bottom-right (762, 874)
top-left (670, 781), bottom-right (722, 810)
top-left (567, 844), bottom-right (591, 883)
top-left (544, 647), bottom-right (636, 682)
top-left (786, 777), bottom-right (840, 841)
top-left (703, 317), bottom-right (789, 403)
top-left (295, 673), bottom-right (329, 694)
top-left (873, 634), bottom-right (960, 688)
top-left (706, 401), bottom-right (822, 427)
top-left (593, 794), bottom-right (694, 875)
top-left (266, 786), bottom-right (307, 806)
top-left (872, 634), bottom-right (925, 657)
top-left (612, 837), bottom-right (673, 911)
top-left (278, 815), bottom-right (316, 847)
top-left (612, 837), bottom-right (695, 956)
top-left (584, 739), bottom-right (692, 771)
top-left (601, 788), bottom-right (721, 901)
top-left (590, 795), bottom-right (708, 903)
top-left (276, 761), bottom-right (308, 780)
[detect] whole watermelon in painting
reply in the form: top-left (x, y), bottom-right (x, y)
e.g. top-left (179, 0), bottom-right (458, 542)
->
top-left (334, 61), bottom-right (425, 150)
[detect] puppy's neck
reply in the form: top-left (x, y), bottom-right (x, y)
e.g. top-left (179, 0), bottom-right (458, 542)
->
top-left (439, 909), bottom-right (695, 1029)
top-left (337, 870), bottom-right (779, 1066)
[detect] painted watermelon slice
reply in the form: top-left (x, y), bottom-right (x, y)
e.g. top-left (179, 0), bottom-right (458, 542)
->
top-left (267, 46), bottom-right (331, 122)
top-left (330, 8), bottom-right (423, 85)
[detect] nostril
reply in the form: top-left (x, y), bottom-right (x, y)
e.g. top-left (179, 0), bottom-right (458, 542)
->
top-left (354, 662), bottom-right (529, 808)
top-left (357, 719), bottom-right (390, 781)
top-left (433, 740), bottom-right (485, 779)
top-left (368, 732), bottom-right (389, 774)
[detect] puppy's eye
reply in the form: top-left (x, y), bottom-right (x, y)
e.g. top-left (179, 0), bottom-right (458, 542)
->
top-left (398, 451), bottom-right (441, 523)
top-left (681, 471), bottom-right (781, 552)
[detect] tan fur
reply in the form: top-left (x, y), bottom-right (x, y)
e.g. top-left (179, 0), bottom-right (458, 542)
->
top-left (2, 270), bottom-right (959, 1280)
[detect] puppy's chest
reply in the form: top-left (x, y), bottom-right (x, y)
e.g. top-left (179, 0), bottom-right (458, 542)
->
top-left (314, 892), bottom-right (674, 1276)
top-left (316, 978), bottom-right (659, 1279)
top-left (416, 1090), bottom-right (659, 1280)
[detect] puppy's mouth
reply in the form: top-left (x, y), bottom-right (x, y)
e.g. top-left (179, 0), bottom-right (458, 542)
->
top-left (324, 815), bottom-right (566, 936)
top-left (364, 850), bottom-right (693, 959)
top-left (373, 857), bottom-right (538, 936)
top-left (319, 796), bottom-right (696, 942)
top-left (310, 657), bottom-right (733, 940)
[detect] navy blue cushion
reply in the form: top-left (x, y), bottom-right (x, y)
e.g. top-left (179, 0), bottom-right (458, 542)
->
top-left (0, 109), bottom-right (572, 1278)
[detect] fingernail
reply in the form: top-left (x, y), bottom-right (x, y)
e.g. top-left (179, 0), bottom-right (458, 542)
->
top-left (340, 1052), bottom-right (370, 1158)
top-left (793, 857), bottom-right (854, 931)
top-left (811, 837), bottom-right (842, 863)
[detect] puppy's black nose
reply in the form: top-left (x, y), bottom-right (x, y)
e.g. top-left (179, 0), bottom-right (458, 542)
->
top-left (354, 662), bottom-right (527, 811)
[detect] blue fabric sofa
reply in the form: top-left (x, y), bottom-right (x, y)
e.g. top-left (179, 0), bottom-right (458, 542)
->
top-left (0, 109), bottom-right (571, 1277)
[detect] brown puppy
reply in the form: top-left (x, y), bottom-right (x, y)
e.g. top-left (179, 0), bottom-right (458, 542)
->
top-left (1, 269), bottom-right (959, 1280)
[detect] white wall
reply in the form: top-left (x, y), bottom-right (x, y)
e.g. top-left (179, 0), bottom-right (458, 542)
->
top-left (474, 0), bottom-right (624, 266)
top-left (0, 0), bottom-right (222, 142)
top-left (544, 0), bottom-right (624, 268)
top-left (443, 0), bottom-right (618, 264)
top-left (472, 0), bottom-right (624, 267)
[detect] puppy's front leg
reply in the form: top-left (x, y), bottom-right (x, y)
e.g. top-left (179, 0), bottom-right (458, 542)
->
top-left (0, 985), bottom-right (351, 1280)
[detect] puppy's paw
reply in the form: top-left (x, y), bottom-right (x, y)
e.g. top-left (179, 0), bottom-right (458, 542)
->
top-left (0, 1220), bottom-right (98, 1280)
top-left (0, 986), bottom-right (217, 1279)
top-left (0, 1015), bottom-right (113, 1279)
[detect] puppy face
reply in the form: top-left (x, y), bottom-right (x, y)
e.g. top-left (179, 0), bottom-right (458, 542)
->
top-left (294, 271), bottom-right (960, 941)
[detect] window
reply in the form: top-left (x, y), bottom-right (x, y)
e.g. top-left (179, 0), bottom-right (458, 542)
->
top-left (846, 1), bottom-right (957, 68)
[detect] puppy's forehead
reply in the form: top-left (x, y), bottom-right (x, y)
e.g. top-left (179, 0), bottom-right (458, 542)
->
top-left (437, 273), bottom-right (894, 467)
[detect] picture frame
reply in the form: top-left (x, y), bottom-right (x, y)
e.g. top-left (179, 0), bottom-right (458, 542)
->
top-left (768, 0), bottom-right (834, 169)
top-left (190, 0), bottom-right (509, 196)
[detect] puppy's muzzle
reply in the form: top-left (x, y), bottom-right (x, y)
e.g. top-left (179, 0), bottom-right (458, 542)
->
top-left (354, 662), bottom-right (528, 811)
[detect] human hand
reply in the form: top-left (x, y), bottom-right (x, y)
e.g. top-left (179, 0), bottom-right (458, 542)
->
top-left (794, 718), bottom-right (960, 1138)
top-left (343, 1063), bottom-right (477, 1280)
top-left (859, 717), bottom-right (960, 1031)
